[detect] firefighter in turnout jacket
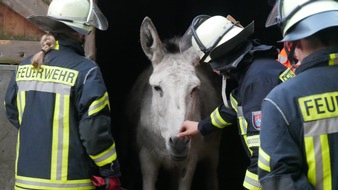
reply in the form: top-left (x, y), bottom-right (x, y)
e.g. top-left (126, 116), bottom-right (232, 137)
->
top-left (4, 0), bottom-right (122, 189)
top-left (258, 0), bottom-right (338, 189)
top-left (177, 15), bottom-right (294, 189)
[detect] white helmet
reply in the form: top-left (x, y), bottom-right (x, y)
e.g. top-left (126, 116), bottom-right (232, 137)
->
top-left (266, 0), bottom-right (338, 41)
top-left (27, 0), bottom-right (108, 35)
top-left (179, 15), bottom-right (254, 63)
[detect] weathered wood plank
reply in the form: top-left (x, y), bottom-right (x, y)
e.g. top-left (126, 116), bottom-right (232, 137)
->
top-left (0, 0), bottom-right (48, 18)
top-left (0, 40), bottom-right (40, 64)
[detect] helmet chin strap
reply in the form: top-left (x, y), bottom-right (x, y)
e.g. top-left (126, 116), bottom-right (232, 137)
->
top-left (221, 74), bottom-right (230, 108)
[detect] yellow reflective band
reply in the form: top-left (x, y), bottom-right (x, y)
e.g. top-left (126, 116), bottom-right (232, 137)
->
top-left (51, 94), bottom-right (70, 181)
top-left (16, 65), bottom-right (78, 86)
top-left (298, 92), bottom-right (338, 122)
top-left (17, 91), bottom-right (26, 125)
top-left (90, 143), bottom-right (117, 167)
top-left (247, 135), bottom-right (260, 148)
top-left (321, 135), bottom-right (332, 190)
top-left (238, 115), bottom-right (247, 135)
top-left (15, 175), bottom-right (94, 189)
top-left (210, 107), bottom-right (231, 128)
top-left (305, 136), bottom-right (316, 185)
top-left (230, 93), bottom-right (238, 112)
top-left (88, 92), bottom-right (110, 116)
top-left (279, 68), bottom-right (295, 82)
top-left (55, 40), bottom-right (60, 50)
top-left (328, 53), bottom-right (338, 66)
top-left (243, 170), bottom-right (261, 190)
top-left (258, 147), bottom-right (270, 172)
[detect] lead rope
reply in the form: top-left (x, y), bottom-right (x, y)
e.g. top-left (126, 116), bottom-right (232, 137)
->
top-left (221, 74), bottom-right (230, 108)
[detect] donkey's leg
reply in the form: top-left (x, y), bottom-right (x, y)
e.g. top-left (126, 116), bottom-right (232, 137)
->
top-left (139, 148), bottom-right (160, 190)
top-left (205, 152), bottom-right (220, 190)
top-left (177, 156), bottom-right (198, 190)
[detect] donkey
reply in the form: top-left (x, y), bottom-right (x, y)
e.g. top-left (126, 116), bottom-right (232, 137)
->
top-left (124, 16), bottom-right (222, 190)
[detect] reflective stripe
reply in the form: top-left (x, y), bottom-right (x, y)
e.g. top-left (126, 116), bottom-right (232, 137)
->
top-left (304, 119), bottom-right (335, 190)
top-left (51, 94), bottom-right (70, 181)
top-left (258, 147), bottom-right (270, 172)
top-left (88, 92), bottom-right (110, 116)
top-left (17, 91), bottom-right (25, 125)
top-left (247, 135), bottom-right (260, 148)
top-left (243, 170), bottom-right (262, 190)
top-left (15, 176), bottom-right (94, 189)
top-left (328, 53), bottom-right (338, 66)
top-left (304, 118), bottom-right (338, 137)
top-left (210, 107), bottom-right (232, 128)
top-left (230, 93), bottom-right (252, 157)
top-left (230, 93), bottom-right (238, 112)
top-left (90, 143), bottom-right (117, 167)
top-left (17, 81), bottom-right (71, 95)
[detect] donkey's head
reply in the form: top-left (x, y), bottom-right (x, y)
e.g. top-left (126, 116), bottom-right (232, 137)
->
top-left (140, 17), bottom-right (203, 160)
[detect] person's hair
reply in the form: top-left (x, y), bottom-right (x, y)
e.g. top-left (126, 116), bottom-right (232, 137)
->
top-left (305, 26), bottom-right (338, 48)
top-left (31, 32), bottom-right (56, 68)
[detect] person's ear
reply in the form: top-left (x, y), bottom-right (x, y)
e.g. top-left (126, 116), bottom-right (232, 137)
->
top-left (295, 40), bottom-right (302, 50)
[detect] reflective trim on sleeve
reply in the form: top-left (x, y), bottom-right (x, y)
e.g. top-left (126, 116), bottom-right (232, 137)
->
top-left (89, 143), bottom-right (117, 167)
top-left (258, 147), bottom-right (271, 172)
top-left (243, 170), bottom-right (262, 190)
top-left (88, 92), bottom-right (110, 116)
top-left (210, 107), bottom-right (232, 128)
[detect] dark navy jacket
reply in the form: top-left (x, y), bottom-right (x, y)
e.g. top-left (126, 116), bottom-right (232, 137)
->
top-left (4, 38), bottom-right (119, 189)
top-left (259, 47), bottom-right (338, 190)
top-left (198, 40), bottom-right (293, 189)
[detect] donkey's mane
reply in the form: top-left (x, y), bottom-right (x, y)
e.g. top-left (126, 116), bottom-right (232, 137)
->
top-left (162, 36), bottom-right (181, 54)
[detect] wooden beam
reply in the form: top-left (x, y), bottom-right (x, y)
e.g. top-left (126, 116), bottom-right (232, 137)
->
top-left (0, 0), bottom-right (48, 18)
top-left (0, 40), bottom-right (40, 64)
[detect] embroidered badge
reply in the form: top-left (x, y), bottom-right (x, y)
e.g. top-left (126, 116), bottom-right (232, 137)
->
top-left (252, 111), bottom-right (262, 130)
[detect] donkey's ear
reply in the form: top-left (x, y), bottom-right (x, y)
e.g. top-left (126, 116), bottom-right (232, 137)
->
top-left (140, 16), bottom-right (164, 65)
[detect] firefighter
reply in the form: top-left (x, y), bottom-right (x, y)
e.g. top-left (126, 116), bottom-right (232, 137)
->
top-left (258, 0), bottom-right (338, 189)
top-left (4, 0), bottom-right (122, 189)
top-left (176, 14), bottom-right (294, 190)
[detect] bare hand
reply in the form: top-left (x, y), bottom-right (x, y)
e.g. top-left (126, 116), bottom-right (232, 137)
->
top-left (176, 120), bottom-right (200, 140)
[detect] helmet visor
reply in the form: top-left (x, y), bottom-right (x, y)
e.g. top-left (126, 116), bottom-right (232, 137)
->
top-left (179, 15), bottom-right (210, 53)
top-left (86, 0), bottom-right (108, 30)
top-left (265, 1), bottom-right (281, 27)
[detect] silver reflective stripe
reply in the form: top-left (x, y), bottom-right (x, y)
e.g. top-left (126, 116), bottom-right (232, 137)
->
top-left (92, 147), bottom-right (116, 163)
top-left (304, 118), bottom-right (338, 137)
top-left (247, 135), bottom-right (260, 148)
top-left (17, 81), bottom-right (71, 95)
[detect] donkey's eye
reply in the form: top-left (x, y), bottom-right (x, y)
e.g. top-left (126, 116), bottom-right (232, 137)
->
top-left (154, 85), bottom-right (163, 97)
